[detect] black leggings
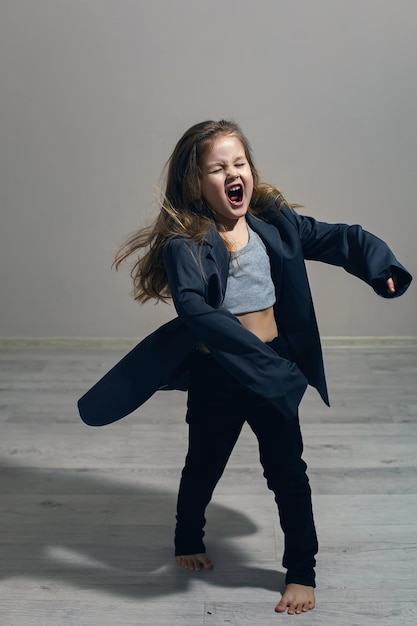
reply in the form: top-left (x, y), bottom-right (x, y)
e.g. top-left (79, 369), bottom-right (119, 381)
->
top-left (175, 336), bottom-right (318, 588)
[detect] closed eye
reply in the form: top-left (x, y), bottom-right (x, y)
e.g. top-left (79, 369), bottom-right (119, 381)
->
top-left (208, 161), bottom-right (246, 173)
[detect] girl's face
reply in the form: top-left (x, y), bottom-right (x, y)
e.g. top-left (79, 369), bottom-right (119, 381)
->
top-left (199, 134), bottom-right (254, 229)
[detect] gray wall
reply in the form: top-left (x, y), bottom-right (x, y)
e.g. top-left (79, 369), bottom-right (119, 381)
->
top-left (1, 0), bottom-right (416, 339)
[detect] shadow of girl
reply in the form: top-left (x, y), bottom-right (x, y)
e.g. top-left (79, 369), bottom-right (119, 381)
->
top-left (0, 461), bottom-right (284, 599)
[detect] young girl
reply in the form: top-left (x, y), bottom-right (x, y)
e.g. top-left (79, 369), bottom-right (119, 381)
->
top-left (78, 120), bottom-right (412, 615)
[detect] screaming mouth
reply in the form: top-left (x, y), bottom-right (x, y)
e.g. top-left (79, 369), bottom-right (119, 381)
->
top-left (227, 185), bottom-right (243, 203)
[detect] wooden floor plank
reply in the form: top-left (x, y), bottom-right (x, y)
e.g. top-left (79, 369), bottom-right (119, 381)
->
top-left (1, 345), bottom-right (416, 625)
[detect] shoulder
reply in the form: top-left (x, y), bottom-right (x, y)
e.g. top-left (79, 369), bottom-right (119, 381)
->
top-left (253, 202), bottom-right (303, 239)
top-left (162, 236), bottom-right (205, 273)
top-left (274, 204), bottom-right (304, 230)
top-left (164, 224), bottom-right (220, 253)
top-left (163, 227), bottom-right (227, 271)
top-left (255, 199), bottom-right (300, 227)
top-left (163, 234), bottom-right (206, 257)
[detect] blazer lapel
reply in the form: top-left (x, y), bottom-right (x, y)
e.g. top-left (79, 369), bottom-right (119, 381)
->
top-left (204, 225), bottom-right (230, 299)
top-left (246, 213), bottom-right (284, 301)
top-left (200, 216), bottom-right (284, 305)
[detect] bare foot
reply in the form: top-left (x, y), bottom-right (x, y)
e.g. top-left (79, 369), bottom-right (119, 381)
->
top-left (175, 553), bottom-right (214, 572)
top-left (275, 583), bottom-right (315, 615)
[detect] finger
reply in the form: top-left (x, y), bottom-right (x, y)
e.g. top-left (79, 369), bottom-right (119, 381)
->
top-left (387, 277), bottom-right (396, 293)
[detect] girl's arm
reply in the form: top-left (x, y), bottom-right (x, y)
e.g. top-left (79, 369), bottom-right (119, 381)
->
top-left (163, 237), bottom-right (308, 419)
top-left (281, 206), bottom-right (412, 297)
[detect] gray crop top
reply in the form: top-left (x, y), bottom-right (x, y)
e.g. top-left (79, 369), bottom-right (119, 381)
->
top-left (221, 223), bottom-right (276, 315)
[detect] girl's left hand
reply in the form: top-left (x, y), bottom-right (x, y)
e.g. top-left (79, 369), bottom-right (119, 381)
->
top-left (387, 277), bottom-right (396, 294)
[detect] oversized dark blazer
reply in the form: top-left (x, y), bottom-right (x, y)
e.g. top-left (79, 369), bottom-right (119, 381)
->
top-left (78, 204), bottom-right (412, 426)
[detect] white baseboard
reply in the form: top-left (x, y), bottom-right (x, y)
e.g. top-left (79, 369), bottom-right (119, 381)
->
top-left (0, 336), bottom-right (416, 349)
top-left (321, 336), bottom-right (417, 349)
top-left (0, 337), bottom-right (139, 349)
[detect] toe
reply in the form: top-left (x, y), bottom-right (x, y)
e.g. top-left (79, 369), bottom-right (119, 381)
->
top-left (176, 553), bottom-right (214, 572)
top-left (190, 558), bottom-right (201, 571)
top-left (200, 555), bottom-right (213, 569)
top-left (274, 599), bottom-right (287, 613)
top-left (287, 601), bottom-right (297, 615)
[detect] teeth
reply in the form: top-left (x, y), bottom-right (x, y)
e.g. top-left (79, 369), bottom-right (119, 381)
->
top-left (229, 185), bottom-right (241, 192)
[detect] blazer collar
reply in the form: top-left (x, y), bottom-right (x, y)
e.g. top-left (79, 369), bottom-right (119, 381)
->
top-left (204, 213), bottom-right (279, 247)
top-left (246, 213), bottom-right (284, 301)
top-left (246, 213), bottom-right (283, 256)
top-left (203, 224), bottom-right (230, 271)
top-left (202, 214), bottom-right (284, 297)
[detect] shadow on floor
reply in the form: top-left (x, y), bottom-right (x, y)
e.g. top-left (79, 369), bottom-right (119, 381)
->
top-left (0, 460), bottom-right (286, 599)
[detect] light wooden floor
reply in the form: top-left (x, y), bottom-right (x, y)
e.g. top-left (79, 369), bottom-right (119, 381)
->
top-left (1, 345), bottom-right (416, 625)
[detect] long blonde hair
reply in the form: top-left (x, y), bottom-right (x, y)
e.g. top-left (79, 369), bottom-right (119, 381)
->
top-left (114, 120), bottom-right (294, 303)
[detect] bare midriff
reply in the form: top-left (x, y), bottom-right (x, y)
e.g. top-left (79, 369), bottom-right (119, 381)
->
top-left (198, 306), bottom-right (278, 352)
top-left (236, 306), bottom-right (278, 342)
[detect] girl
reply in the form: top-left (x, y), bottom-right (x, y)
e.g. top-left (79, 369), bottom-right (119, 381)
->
top-left (78, 120), bottom-right (412, 615)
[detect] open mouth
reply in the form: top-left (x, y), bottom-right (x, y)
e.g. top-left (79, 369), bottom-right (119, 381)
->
top-left (227, 184), bottom-right (243, 205)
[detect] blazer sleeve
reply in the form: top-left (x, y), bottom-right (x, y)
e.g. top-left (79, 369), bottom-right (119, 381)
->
top-left (282, 207), bottom-right (412, 297)
top-left (163, 237), bottom-right (308, 419)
